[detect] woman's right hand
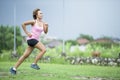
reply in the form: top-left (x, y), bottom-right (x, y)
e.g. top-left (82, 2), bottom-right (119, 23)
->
top-left (27, 32), bottom-right (32, 37)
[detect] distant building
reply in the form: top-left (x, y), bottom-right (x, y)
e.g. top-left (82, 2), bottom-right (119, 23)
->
top-left (46, 40), bottom-right (62, 48)
top-left (77, 38), bottom-right (90, 45)
top-left (93, 38), bottom-right (113, 43)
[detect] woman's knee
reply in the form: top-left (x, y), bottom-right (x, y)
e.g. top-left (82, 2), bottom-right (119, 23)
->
top-left (42, 48), bottom-right (46, 53)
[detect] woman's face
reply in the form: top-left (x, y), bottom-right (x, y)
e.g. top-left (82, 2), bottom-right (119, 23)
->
top-left (37, 11), bottom-right (43, 19)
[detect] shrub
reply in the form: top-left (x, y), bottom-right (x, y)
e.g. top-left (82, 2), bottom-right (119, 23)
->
top-left (0, 50), bottom-right (12, 61)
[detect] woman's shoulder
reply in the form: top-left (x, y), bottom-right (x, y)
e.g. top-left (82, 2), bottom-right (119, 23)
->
top-left (27, 20), bottom-right (36, 24)
top-left (22, 20), bottom-right (35, 25)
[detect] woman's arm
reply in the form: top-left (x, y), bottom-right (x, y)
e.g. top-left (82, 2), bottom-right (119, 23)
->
top-left (43, 22), bottom-right (48, 34)
top-left (22, 20), bottom-right (35, 37)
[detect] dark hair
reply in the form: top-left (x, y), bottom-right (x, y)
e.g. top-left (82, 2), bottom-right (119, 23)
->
top-left (33, 8), bottom-right (40, 19)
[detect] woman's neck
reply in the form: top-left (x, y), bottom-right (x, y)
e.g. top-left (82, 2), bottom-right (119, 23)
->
top-left (36, 18), bottom-right (42, 22)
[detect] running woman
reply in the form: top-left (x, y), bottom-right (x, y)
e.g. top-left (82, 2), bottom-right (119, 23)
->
top-left (10, 8), bottom-right (48, 75)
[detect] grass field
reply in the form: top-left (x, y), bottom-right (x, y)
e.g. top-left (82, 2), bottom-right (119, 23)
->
top-left (0, 61), bottom-right (120, 80)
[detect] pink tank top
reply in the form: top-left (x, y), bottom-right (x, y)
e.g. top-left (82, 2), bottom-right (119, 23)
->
top-left (27, 21), bottom-right (43, 41)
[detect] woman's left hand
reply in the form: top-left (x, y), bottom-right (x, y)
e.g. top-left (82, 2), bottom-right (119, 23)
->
top-left (43, 22), bottom-right (48, 34)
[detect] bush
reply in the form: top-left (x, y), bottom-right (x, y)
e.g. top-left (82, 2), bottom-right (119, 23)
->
top-left (0, 50), bottom-right (12, 61)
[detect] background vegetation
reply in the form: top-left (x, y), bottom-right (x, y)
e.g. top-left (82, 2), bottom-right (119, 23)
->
top-left (0, 25), bottom-right (120, 65)
top-left (0, 25), bottom-right (22, 53)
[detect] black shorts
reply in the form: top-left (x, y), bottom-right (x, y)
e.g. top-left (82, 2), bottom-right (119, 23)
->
top-left (27, 39), bottom-right (39, 47)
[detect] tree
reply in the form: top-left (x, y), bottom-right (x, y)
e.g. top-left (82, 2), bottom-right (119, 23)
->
top-left (65, 40), bottom-right (78, 45)
top-left (0, 25), bottom-right (22, 53)
top-left (77, 34), bottom-right (94, 41)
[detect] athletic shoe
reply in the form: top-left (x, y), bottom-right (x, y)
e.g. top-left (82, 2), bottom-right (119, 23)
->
top-left (31, 64), bottom-right (40, 70)
top-left (10, 67), bottom-right (16, 75)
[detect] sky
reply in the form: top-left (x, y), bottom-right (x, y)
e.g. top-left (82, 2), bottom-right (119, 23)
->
top-left (0, 0), bottom-right (120, 40)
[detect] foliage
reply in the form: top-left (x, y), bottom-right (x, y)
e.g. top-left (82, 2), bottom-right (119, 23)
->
top-left (86, 43), bottom-right (120, 58)
top-left (0, 29), bottom-right (120, 64)
top-left (78, 34), bottom-right (94, 41)
top-left (0, 25), bottom-right (22, 53)
top-left (68, 45), bottom-right (84, 57)
top-left (0, 50), bottom-right (12, 61)
top-left (16, 43), bottom-right (27, 56)
top-left (65, 39), bottom-right (78, 45)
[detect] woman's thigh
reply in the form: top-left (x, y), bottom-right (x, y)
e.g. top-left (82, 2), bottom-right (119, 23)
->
top-left (34, 42), bottom-right (46, 51)
top-left (23, 46), bottom-right (34, 56)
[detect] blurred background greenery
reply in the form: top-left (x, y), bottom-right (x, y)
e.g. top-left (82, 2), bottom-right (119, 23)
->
top-left (0, 25), bottom-right (120, 66)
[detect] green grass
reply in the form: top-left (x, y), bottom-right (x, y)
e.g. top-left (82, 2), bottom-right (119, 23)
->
top-left (0, 61), bottom-right (120, 80)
